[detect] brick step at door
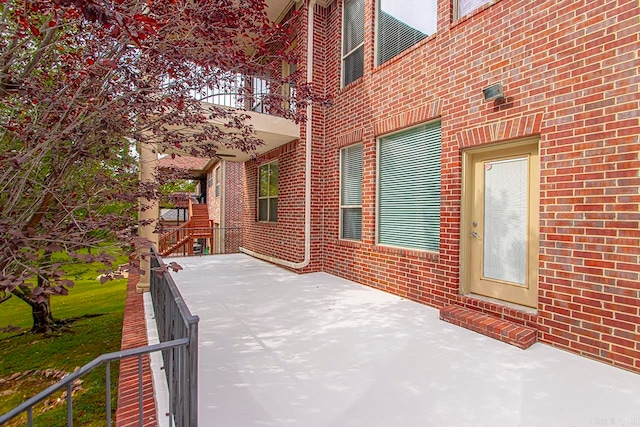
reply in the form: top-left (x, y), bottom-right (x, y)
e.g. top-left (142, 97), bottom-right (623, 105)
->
top-left (439, 305), bottom-right (537, 349)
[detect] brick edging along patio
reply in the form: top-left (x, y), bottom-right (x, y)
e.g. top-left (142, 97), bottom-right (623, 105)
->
top-left (115, 272), bottom-right (158, 427)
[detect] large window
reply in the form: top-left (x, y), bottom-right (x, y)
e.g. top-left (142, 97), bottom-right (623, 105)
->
top-left (457, 0), bottom-right (492, 19)
top-left (340, 144), bottom-right (363, 240)
top-left (258, 161), bottom-right (278, 222)
top-left (343, 0), bottom-right (364, 86)
top-left (377, 0), bottom-right (437, 65)
top-left (378, 122), bottom-right (441, 251)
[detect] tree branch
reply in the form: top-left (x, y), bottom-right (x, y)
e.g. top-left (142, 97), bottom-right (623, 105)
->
top-left (19, 19), bottom-right (59, 82)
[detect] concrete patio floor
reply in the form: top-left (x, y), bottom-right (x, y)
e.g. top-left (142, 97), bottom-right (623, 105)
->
top-left (166, 254), bottom-right (639, 427)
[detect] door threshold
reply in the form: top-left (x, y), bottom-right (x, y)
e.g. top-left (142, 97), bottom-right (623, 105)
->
top-left (465, 293), bottom-right (538, 315)
top-left (440, 305), bottom-right (537, 349)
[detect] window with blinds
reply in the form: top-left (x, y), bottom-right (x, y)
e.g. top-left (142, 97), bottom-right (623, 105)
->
top-left (343, 0), bottom-right (364, 86)
top-left (377, 0), bottom-right (437, 65)
top-left (457, 0), bottom-right (492, 19)
top-left (340, 144), bottom-right (363, 240)
top-left (258, 161), bottom-right (278, 222)
top-left (378, 122), bottom-right (441, 251)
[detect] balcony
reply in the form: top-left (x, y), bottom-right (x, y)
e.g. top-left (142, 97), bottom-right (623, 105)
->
top-left (189, 73), bottom-right (300, 163)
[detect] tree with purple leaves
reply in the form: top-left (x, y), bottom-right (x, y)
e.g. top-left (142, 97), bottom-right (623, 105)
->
top-left (0, 0), bottom-right (313, 332)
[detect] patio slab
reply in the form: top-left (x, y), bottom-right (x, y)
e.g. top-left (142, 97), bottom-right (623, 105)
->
top-left (167, 254), bottom-right (640, 427)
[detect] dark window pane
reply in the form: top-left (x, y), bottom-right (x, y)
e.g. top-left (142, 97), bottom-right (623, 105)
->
top-left (342, 207), bottom-right (362, 240)
top-left (258, 199), bottom-right (268, 221)
top-left (344, 45), bottom-right (364, 86)
top-left (269, 198), bottom-right (278, 222)
top-left (344, 0), bottom-right (365, 53)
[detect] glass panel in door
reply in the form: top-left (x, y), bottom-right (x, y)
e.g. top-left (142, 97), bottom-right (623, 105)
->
top-left (482, 157), bottom-right (528, 285)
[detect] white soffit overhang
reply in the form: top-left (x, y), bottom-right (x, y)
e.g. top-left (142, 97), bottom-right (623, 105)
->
top-left (209, 109), bottom-right (300, 162)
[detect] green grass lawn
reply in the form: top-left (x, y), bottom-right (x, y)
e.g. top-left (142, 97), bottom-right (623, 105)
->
top-left (0, 254), bottom-right (128, 426)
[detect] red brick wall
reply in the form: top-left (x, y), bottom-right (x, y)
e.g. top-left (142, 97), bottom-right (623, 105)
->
top-left (206, 164), bottom-right (220, 225)
top-left (243, 140), bottom-right (320, 270)
top-left (223, 161), bottom-right (244, 252)
top-left (224, 161), bottom-right (244, 228)
top-left (242, 3), bottom-right (325, 273)
top-left (244, 0), bottom-right (640, 372)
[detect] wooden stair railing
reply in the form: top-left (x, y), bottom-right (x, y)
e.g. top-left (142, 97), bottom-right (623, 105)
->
top-left (159, 203), bottom-right (215, 256)
top-left (159, 219), bottom-right (194, 256)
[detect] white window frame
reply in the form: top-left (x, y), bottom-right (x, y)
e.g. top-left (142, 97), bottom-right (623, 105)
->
top-left (342, 0), bottom-right (365, 87)
top-left (339, 143), bottom-right (363, 241)
top-left (257, 160), bottom-right (278, 222)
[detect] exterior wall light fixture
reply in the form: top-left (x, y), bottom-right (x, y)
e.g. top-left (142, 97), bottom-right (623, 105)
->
top-left (483, 83), bottom-right (505, 101)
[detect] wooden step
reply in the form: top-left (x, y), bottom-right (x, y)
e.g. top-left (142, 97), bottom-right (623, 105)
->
top-left (439, 305), bottom-right (537, 349)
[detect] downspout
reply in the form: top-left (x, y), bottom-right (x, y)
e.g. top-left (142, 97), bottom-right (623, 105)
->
top-left (240, 0), bottom-right (315, 269)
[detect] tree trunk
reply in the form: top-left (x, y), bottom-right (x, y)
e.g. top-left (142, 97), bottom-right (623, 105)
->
top-left (29, 271), bottom-right (59, 334)
top-left (31, 296), bottom-right (57, 334)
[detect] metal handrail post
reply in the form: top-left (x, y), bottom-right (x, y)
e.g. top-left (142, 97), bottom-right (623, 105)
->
top-left (188, 318), bottom-right (199, 426)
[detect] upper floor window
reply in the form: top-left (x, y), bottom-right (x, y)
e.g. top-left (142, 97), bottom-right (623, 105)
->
top-left (340, 143), bottom-right (363, 240)
top-left (377, 0), bottom-right (437, 65)
top-left (258, 161), bottom-right (278, 222)
top-left (343, 0), bottom-right (364, 86)
top-left (457, 0), bottom-right (492, 19)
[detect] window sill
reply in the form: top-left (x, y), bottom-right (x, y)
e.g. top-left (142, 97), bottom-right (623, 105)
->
top-left (339, 77), bottom-right (365, 94)
top-left (375, 244), bottom-right (439, 261)
top-left (337, 238), bottom-right (362, 247)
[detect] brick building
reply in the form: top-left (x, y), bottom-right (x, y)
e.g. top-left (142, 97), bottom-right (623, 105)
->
top-left (199, 160), bottom-right (244, 230)
top-left (240, 0), bottom-right (640, 373)
top-left (158, 156), bottom-right (244, 254)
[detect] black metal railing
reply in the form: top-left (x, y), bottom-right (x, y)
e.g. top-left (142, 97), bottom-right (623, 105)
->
top-left (191, 73), bottom-right (269, 113)
top-left (0, 249), bottom-right (200, 427)
top-left (189, 72), bottom-right (296, 115)
top-left (150, 248), bottom-right (199, 427)
top-left (0, 340), bottom-right (190, 426)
